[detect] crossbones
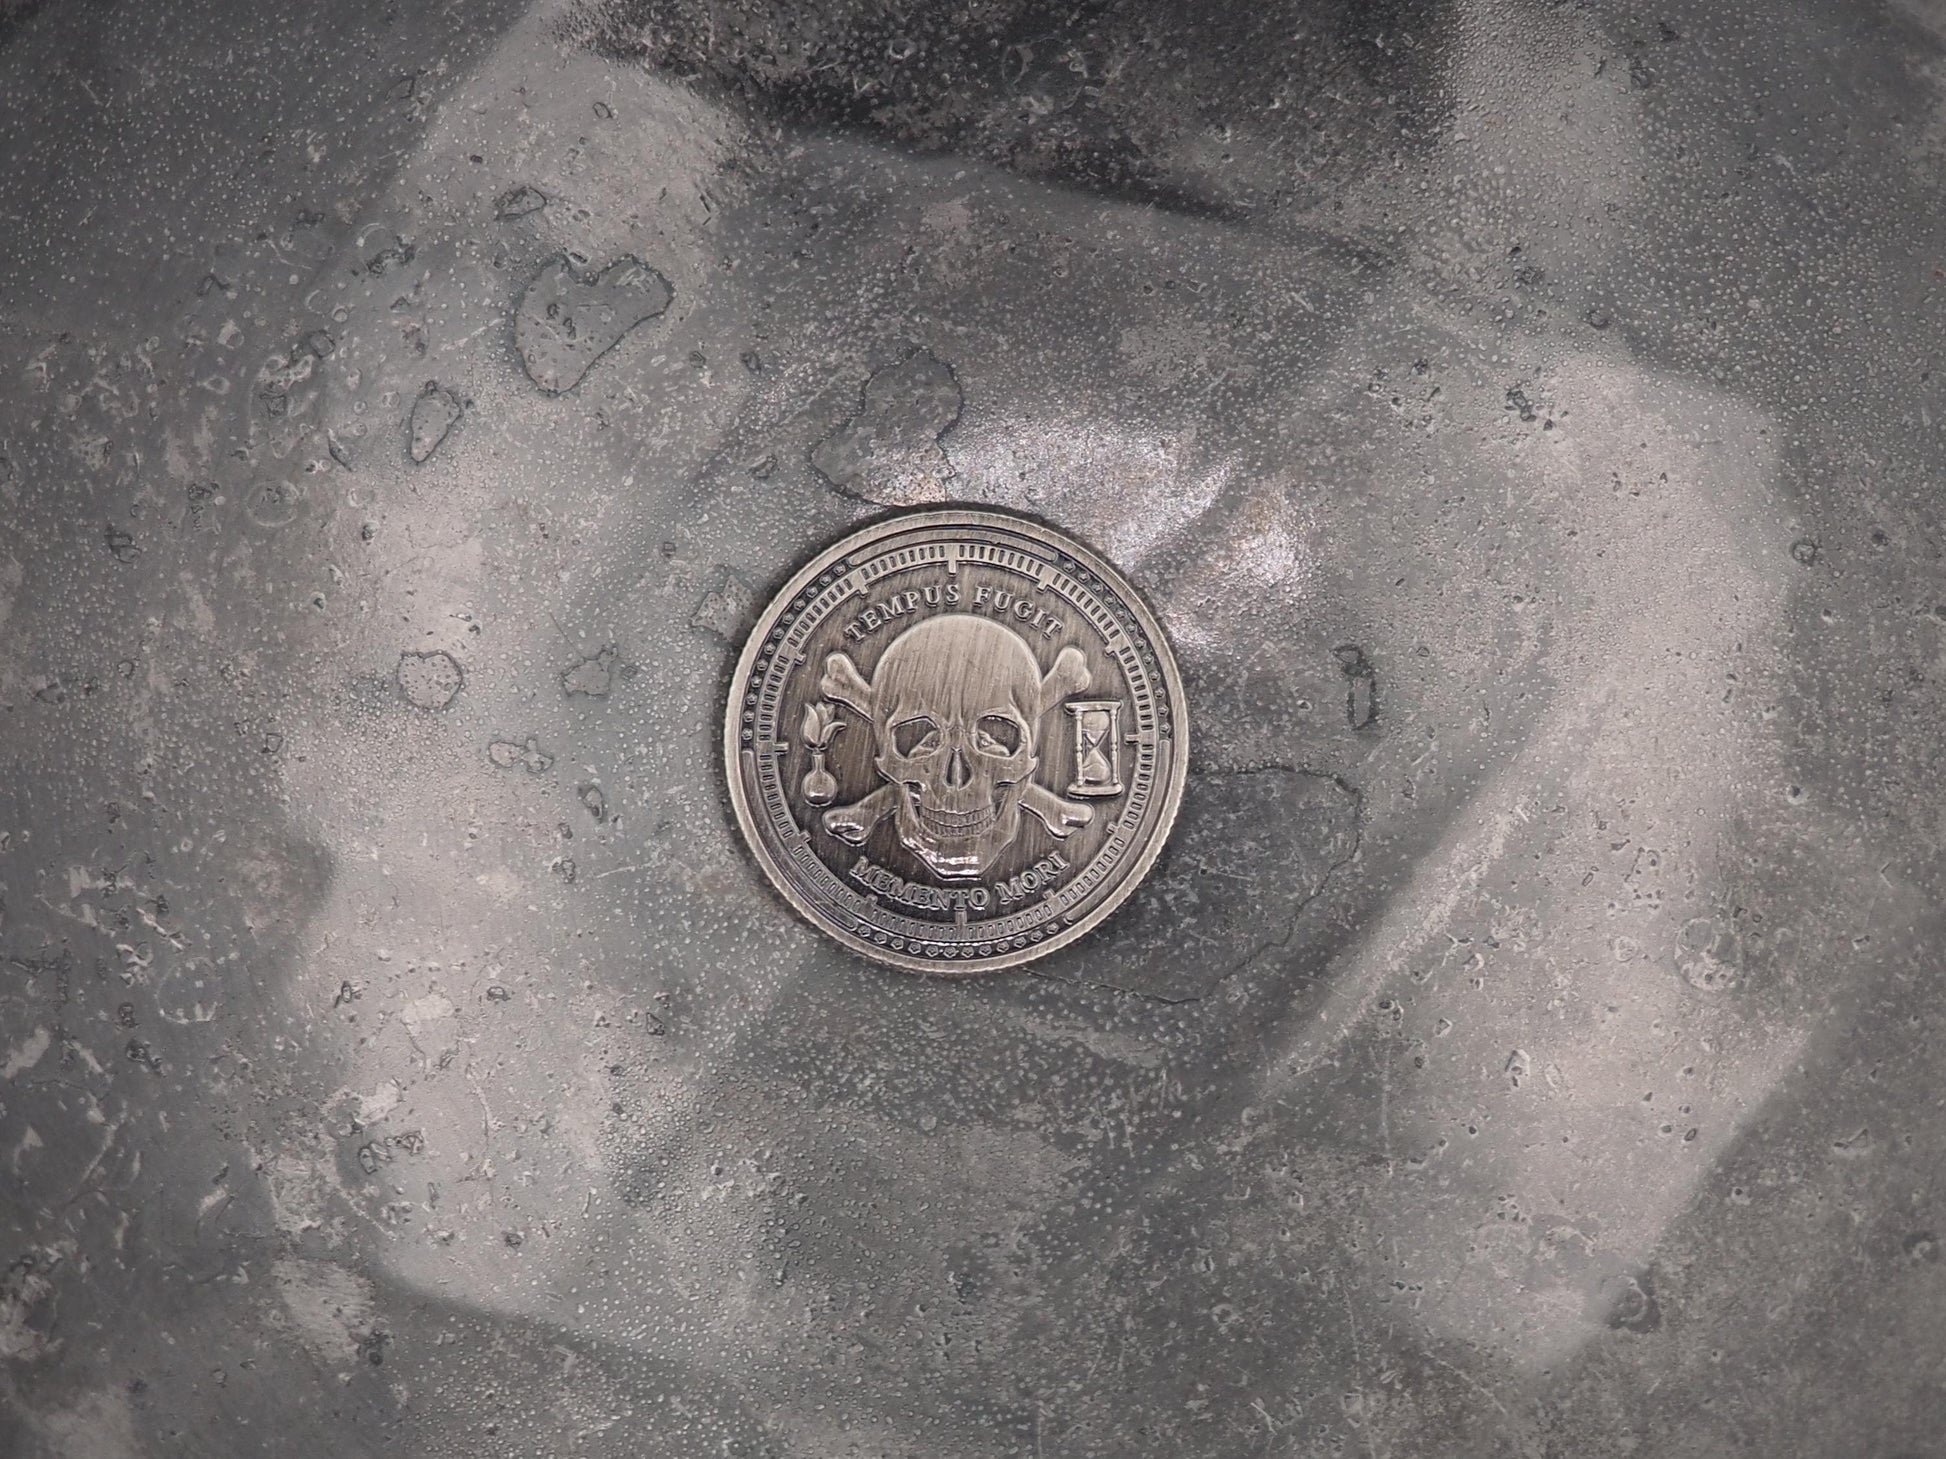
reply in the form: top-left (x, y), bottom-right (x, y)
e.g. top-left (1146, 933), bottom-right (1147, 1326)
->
top-left (817, 613), bottom-right (1096, 881)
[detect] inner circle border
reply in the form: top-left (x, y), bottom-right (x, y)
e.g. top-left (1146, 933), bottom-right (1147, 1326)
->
top-left (724, 508), bottom-right (1190, 976)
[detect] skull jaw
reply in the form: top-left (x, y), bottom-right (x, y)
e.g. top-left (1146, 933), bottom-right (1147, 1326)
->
top-left (890, 779), bottom-right (1028, 882)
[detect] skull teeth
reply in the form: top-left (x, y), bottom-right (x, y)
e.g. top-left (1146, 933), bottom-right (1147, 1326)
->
top-left (910, 797), bottom-right (997, 835)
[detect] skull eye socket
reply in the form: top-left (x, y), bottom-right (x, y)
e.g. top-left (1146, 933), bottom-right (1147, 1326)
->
top-left (975, 715), bottom-right (1023, 755)
top-left (892, 716), bottom-right (941, 756)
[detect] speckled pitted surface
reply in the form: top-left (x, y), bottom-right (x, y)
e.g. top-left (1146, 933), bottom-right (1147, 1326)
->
top-left (3, 1), bottom-right (1945, 1455)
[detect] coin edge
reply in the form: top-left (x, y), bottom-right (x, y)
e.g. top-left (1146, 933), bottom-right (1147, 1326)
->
top-left (723, 507), bottom-right (1190, 977)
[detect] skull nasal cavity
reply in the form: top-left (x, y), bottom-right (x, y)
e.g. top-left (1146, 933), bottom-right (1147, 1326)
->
top-left (946, 748), bottom-right (971, 788)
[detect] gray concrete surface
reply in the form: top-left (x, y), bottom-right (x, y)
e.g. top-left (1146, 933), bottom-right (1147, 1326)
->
top-left (2, 0), bottom-right (1945, 1454)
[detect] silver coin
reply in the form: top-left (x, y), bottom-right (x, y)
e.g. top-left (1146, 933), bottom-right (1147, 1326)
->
top-left (725, 509), bottom-right (1189, 974)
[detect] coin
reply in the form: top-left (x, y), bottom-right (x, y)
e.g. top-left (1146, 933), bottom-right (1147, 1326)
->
top-left (725, 509), bottom-right (1189, 974)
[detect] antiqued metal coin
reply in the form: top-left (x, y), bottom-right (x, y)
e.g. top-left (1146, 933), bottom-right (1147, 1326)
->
top-left (725, 509), bottom-right (1189, 974)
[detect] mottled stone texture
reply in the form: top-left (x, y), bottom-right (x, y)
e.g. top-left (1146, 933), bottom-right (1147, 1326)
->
top-left (3, 0), bottom-right (1946, 1455)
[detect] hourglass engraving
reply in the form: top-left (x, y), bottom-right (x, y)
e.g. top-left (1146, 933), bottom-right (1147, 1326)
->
top-left (1064, 700), bottom-right (1125, 798)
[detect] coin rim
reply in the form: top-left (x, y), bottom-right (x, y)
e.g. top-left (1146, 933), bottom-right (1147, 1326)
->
top-left (724, 507), bottom-right (1190, 976)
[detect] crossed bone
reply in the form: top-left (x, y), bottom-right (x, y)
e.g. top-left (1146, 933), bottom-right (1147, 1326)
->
top-left (818, 643), bottom-right (1097, 846)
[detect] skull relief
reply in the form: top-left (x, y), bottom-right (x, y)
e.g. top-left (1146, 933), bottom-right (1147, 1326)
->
top-left (820, 614), bottom-right (1095, 880)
